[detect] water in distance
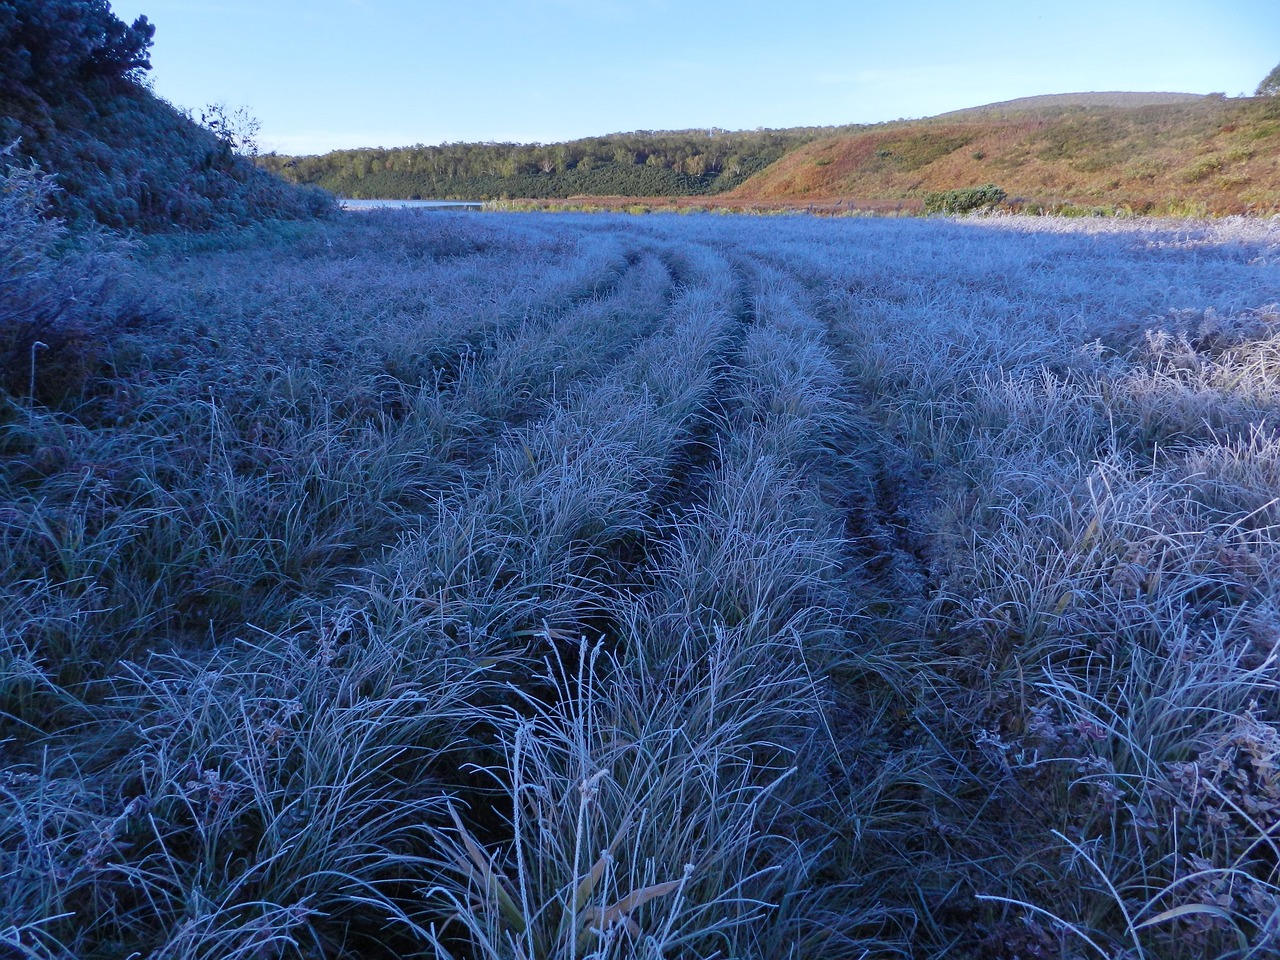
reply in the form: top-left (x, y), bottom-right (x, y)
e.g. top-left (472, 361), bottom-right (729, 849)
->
top-left (341, 199), bottom-right (483, 211)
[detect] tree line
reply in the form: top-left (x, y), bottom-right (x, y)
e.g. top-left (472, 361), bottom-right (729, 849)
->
top-left (259, 127), bottom-right (865, 200)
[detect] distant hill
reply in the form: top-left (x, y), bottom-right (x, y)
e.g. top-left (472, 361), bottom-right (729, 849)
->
top-left (932, 91), bottom-right (1210, 119)
top-left (268, 92), bottom-right (1280, 215)
top-left (730, 95), bottom-right (1280, 215)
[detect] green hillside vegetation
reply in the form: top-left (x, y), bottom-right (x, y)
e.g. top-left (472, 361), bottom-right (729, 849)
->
top-left (0, 0), bottom-right (332, 229)
top-left (732, 95), bottom-right (1280, 214)
top-left (267, 94), bottom-right (1280, 215)
top-left (259, 128), bottom-right (848, 201)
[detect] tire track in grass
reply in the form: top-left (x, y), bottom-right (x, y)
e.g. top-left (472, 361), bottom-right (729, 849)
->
top-left (408, 233), bottom-right (866, 960)
top-left (738, 234), bottom-right (941, 626)
top-left (332, 229), bottom-right (748, 694)
top-left (628, 242), bottom-right (761, 517)
top-left (785, 228), bottom-right (1065, 953)
top-left (439, 249), bottom-right (672, 442)
top-left (15, 226), bottom-right (712, 960)
top-left (517, 246), bottom-right (914, 955)
top-left (0, 218), bottom-right (902, 960)
top-left (716, 249), bottom-right (959, 952)
top-left (358, 234), bottom-right (752, 660)
top-left (728, 244), bottom-right (933, 628)
top-left (0, 217), bottom-right (800, 960)
top-left (353, 243), bottom-right (681, 558)
top-left (338, 235), bottom-right (764, 949)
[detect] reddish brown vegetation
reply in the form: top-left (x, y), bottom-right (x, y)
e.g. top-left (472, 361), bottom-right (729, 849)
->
top-left (730, 97), bottom-right (1280, 215)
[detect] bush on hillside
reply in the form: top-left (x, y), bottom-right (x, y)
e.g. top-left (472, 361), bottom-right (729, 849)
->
top-left (923, 182), bottom-right (1007, 214)
top-left (1258, 61), bottom-right (1280, 97)
top-left (0, 0), bottom-right (154, 93)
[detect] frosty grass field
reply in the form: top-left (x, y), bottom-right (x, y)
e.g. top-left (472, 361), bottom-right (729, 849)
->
top-left (4, 208), bottom-right (1280, 959)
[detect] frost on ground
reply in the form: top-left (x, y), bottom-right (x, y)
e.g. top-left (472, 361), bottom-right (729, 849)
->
top-left (3, 207), bottom-right (1280, 959)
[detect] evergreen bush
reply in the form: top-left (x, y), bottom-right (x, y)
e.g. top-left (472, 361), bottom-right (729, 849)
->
top-left (923, 182), bottom-right (1007, 214)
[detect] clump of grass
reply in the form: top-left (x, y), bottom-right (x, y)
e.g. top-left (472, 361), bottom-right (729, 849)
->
top-left (0, 149), bottom-right (140, 408)
top-left (3, 618), bottom-right (491, 957)
top-left (422, 635), bottom-right (815, 959)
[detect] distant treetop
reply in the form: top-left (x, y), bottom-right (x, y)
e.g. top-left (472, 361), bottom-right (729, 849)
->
top-left (1258, 62), bottom-right (1280, 97)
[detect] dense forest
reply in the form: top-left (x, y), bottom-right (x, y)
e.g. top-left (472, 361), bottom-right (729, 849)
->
top-left (259, 128), bottom-right (861, 200)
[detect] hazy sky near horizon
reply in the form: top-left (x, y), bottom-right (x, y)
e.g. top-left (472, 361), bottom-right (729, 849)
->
top-left (111, 0), bottom-right (1280, 155)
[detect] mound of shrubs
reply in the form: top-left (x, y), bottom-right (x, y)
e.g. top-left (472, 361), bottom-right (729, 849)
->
top-left (923, 182), bottom-right (1007, 214)
top-left (0, 0), bottom-right (333, 230)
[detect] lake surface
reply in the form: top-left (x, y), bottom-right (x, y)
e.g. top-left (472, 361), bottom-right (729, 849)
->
top-left (341, 199), bottom-right (483, 211)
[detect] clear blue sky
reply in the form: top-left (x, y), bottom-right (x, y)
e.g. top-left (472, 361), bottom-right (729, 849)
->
top-left (110, 0), bottom-right (1280, 155)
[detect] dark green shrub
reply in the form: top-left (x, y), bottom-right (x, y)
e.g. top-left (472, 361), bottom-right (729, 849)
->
top-left (0, 0), bottom-right (154, 94)
top-left (923, 182), bottom-right (1007, 214)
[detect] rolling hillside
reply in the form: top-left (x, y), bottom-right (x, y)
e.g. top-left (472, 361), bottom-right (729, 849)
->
top-left (1, 83), bottom-right (333, 229)
top-left (730, 94), bottom-right (1280, 214)
top-left (266, 92), bottom-right (1280, 215)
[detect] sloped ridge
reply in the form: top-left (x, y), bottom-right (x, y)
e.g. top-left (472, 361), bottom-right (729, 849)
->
top-left (933, 91), bottom-right (1210, 119)
top-left (731, 95), bottom-right (1280, 214)
top-left (1, 81), bottom-right (334, 230)
top-left (0, 0), bottom-right (332, 231)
